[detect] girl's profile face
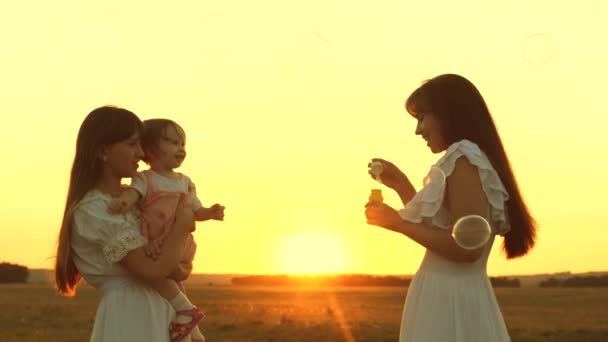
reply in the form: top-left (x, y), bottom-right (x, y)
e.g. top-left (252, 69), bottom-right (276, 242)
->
top-left (103, 132), bottom-right (144, 178)
top-left (413, 111), bottom-right (448, 153)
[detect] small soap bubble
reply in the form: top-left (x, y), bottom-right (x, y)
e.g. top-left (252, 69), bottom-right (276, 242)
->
top-left (370, 161), bottom-right (384, 183)
top-left (522, 33), bottom-right (554, 66)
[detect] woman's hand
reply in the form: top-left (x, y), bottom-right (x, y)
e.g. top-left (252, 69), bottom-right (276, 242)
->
top-left (368, 159), bottom-right (410, 192)
top-left (364, 201), bottom-right (404, 234)
top-left (368, 158), bottom-right (417, 205)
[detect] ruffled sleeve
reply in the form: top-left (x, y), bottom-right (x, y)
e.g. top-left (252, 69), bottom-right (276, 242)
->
top-left (73, 192), bottom-right (147, 264)
top-left (399, 165), bottom-right (447, 225)
top-left (399, 139), bottom-right (511, 235)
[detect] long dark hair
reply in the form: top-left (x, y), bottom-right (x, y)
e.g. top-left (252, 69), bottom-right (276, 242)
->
top-left (54, 106), bottom-right (142, 296)
top-left (405, 74), bottom-right (537, 259)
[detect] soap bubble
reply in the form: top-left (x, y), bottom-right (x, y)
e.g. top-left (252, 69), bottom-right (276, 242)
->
top-left (370, 161), bottom-right (384, 183)
top-left (522, 33), bottom-right (554, 66)
top-left (452, 215), bottom-right (491, 250)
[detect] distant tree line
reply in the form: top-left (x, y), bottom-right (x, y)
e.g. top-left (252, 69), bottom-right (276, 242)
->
top-left (490, 276), bottom-right (521, 287)
top-left (231, 274), bottom-right (412, 286)
top-left (540, 275), bottom-right (608, 287)
top-left (231, 274), bottom-right (523, 287)
top-left (0, 262), bottom-right (29, 283)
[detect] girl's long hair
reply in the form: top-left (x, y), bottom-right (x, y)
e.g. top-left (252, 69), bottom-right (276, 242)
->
top-left (406, 74), bottom-right (537, 259)
top-left (54, 106), bottom-right (142, 296)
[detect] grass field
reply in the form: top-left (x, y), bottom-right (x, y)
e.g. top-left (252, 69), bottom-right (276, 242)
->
top-left (1, 284), bottom-right (607, 341)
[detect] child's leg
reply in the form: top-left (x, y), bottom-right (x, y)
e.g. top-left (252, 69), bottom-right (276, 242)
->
top-left (152, 279), bottom-right (203, 342)
top-left (177, 280), bottom-right (186, 293)
top-left (178, 282), bottom-right (204, 341)
top-left (151, 277), bottom-right (182, 302)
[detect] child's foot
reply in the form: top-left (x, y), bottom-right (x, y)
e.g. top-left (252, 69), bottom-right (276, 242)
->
top-left (190, 326), bottom-right (205, 342)
top-left (178, 335), bottom-right (192, 342)
top-left (169, 307), bottom-right (204, 342)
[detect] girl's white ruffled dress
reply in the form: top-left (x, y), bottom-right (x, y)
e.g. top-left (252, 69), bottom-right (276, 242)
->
top-left (71, 190), bottom-right (175, 342)
top-left (398, 140), bottom-right (511, 342)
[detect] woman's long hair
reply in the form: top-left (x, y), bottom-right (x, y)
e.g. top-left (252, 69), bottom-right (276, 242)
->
top-left (405, 74), bottom-right (537, 259)
top-left (54, 106), bottom-right (142, 296)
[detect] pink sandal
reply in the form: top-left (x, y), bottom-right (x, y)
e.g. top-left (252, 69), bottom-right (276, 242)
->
top-left (191, 333), bottom-right (205, 342)
top-left (169, 307), bottom-right (205, 342)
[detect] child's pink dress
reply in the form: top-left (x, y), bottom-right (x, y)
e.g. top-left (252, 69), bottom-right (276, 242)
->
top-left (131, 170), bottom-right (203, 263)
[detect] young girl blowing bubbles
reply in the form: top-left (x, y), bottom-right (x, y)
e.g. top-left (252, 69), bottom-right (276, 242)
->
top-left (109, 118), bottom-right (225, 342)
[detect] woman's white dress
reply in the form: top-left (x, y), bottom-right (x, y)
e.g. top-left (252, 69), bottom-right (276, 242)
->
top-left (71, 190), bottom-right (175, 342)
top-left (398, 140), bottom-right (511, 341)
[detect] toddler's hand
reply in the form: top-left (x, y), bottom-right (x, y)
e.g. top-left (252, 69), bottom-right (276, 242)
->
top-left (143, 239), bottom-right (163, 260)
top-left (210, 203), bottom-right (225, 221)
top-left (108, 198), bottom-right (128, 215)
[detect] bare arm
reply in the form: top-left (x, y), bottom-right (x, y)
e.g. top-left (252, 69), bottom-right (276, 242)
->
top-left (195, 204), bottom-right (225, 222)
top-left (368, 158), bottom-right (417, 206)
top-left (395, 183), bottom-right (417, 207)
top-left (119, 198), bottom-right (195, 281)
top-left (169, 261), bottom-right (193, 282)
top-left (194, 207), bottom-right (211, 221)
top-left (366, 157), bottom-right (488, 263)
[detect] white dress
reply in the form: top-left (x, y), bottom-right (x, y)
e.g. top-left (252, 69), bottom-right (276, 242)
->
top-left (398, 140), bottom-right (511, 342)
top-left (71, 190), bottom-right (175, 342)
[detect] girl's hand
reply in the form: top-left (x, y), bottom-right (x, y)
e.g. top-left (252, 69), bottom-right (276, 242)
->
top-left (209, 203), bottom-right (225, 221)
top-left (108, 187), bottom-right (139, 215)
top-left (364, 201), bottom-right (403, 233)
top-left (143, 239), bottom-right (163, 260)
top-left (368, 158), bottom-right (411, 192)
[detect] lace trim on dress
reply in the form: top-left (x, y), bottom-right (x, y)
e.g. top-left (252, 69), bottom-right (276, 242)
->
top-left (102, 227), bottom-right (147, 264)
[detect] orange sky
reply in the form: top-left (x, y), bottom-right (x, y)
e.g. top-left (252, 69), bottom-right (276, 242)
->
top-left (1, 1), bottom-right (607, 276)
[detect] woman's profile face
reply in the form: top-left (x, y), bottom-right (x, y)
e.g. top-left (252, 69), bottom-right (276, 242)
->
top-left (413, 111), bottom-right (448, 153)
top-left (103, 132), bottom-right (144, 178)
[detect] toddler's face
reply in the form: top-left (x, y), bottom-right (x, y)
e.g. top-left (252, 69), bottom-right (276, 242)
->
top-left (153, 124), bottom-right (187, 170)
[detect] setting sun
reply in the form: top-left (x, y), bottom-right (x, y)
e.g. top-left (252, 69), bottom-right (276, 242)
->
top-left (279, 233), bottom-right (346, 275)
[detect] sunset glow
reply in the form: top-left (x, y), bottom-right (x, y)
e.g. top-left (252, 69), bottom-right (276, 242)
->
top-left (280, 233), bottom-right (346, 274)
top-left (1, 1), bottom-right (607, 277)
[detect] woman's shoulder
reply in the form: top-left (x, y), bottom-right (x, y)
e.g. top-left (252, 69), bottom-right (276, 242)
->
top-left (75, 190), bottom-right (111, 214)
top-left (73, 190), bottom-right (142, 243)
top-left (438, 139), bottom-right (511, 232)
top-left (74, 190), bottom-right (135, 227)
top-left (435, 139), bottom-right (490, 175)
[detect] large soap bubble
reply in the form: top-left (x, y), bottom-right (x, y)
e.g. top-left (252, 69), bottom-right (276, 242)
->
top-left (452, 215), bottom-right (491, 250)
